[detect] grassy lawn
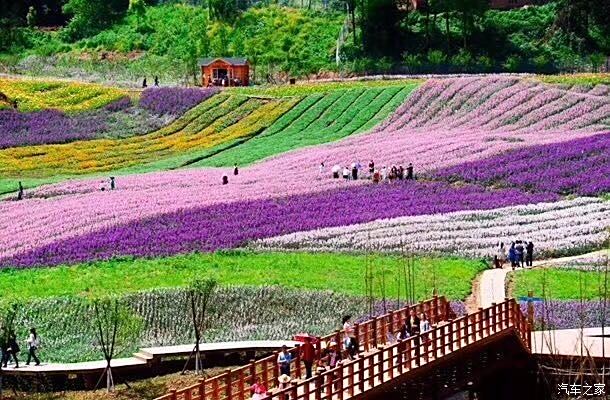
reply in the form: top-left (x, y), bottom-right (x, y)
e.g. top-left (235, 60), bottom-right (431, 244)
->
top-left (3, 251), bottom-right (486, 301)
top-left (509, 267), bottom-right (609, 300)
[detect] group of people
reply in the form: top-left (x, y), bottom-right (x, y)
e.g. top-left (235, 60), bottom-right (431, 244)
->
top-left (142, 76), bottom-right (160, 88)
top-left (494, 241), bottom-right (535, 270)
top-left (326, 160), bottom-right (414, 183)
top-left (252, 310), bottom-right (433, 399)
top-left (222, 165), bottom-right (240, 185)
top-left (1, 328), bottom-right (41, 369)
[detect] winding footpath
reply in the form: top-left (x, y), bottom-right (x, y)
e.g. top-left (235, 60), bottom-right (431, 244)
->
top-left (477, 250), bottom-right (608, 308)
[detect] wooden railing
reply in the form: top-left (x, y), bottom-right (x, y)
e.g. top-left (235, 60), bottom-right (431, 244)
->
top-left (155, 296), bottom-right (452, 400)
top-left (262, 299), bottom-right (530, 400)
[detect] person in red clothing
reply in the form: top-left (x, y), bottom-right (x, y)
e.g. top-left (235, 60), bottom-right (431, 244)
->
top-left (300, 336), bottom-right (316, 379)
top-left (250, 376), bottom-right (267, 400)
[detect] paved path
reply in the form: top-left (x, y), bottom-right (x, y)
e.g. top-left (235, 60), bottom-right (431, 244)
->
top-left (3, 340), bottom-right (298, 375)
top-left (532, 327), bottom-right (610, 358)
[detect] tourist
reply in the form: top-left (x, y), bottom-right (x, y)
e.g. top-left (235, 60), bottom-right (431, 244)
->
top-left (319, 162), bottom-right (325, 175)
top-left (277, 345), bottom-right (292, 377)
top-left (278, 374), bottom-right (291, 399)
top-left (526, 241), bottom-right (534, 267)
top-left (406, 163), bottom-right (414, 180)
top-left (381, 166), bottom-right (387, 181)
top-left (405, 309), bottom-right (420, 337)
top-left (419, 313), bottom-right (431, 334)
top-left (396, 322), bottom-right (410, 365)
top-left (398, 165), bottom-right (405, 180)
top-left (222, 174), bottom-right (229, 185)
top-left (17, 181), bottom-right (24, 201)
top-left (389, 166), bottom-right (397, 181)
top-left (332, 164), bottom-right (341, 179)
top-left (368, 160), bottom-right (375, 176)
top-left (142, 77), bottom-right (147, 88)
top-left (342, 166), bottom-right (350, 180)
top-left (250, 376), bottom-right (267, 400)
top-left (25, 328), bottom-right (40, 366)
top-left (2, 330), bottom-right (20, 368)
top-left (351, 163), bottom-right (358, 180)
top-left (300, 336), bottom-right (316, 379)
top-left (154, 76), bottom-right (159, 86)
top-left (516, 241), bottom-right (525, 268)
top-left (508, 242), bottom-right (518, 270)
top-left (233, 164), bottom-right (239, 176)
top-left (372, 170), bottom-right (381, 183)
top-left (110, 176), bottom-right (115, 190)
top-left (342, 315), bottom-right (358, 359)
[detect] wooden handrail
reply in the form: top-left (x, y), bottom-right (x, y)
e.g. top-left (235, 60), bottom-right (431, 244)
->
top-left (260, 299), bottom-right (530, 400)
top-left (154, 296), bottom-right (451, 400)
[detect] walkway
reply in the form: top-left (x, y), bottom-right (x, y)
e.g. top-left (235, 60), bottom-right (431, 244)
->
top-left (532, 327), bottom-right (610, 359)
top-left (3, 341), bottom-right (298, 376)
top-left (157, 298), bottom-right (530, 400)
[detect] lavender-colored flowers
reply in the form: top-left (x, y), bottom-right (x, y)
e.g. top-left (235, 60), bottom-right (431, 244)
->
top-left (520, 300), bottom-right (610, 330)
top-left (139, 87), bottom-right (219, 116)
top-left (0, 181), bottom-right (556, 268)
top-left (434, 132), bottom-right (610, 196)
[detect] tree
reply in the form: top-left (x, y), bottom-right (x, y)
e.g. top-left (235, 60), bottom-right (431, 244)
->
top-left (453, 0), bottom-right (487, 48)
top-left (184, 278), bottom-right (217, 375)
top-left (62, 0), bottom-right (129, 40)
top-left (91, 297), bottom-right (142, 392)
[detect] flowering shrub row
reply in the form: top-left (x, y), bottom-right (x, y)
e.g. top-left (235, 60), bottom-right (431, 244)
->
top-left (434, 132), bottom-right (610, 196)
top-left (252, 197), bottom-right (610, 258)
top-left (0, 181), bottom-right (555, 268)
top-left (139, 87), bottom-right (219, 116)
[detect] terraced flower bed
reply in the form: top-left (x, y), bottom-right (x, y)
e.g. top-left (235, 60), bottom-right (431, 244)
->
top-left (0, 78), bottom-right (129, 113)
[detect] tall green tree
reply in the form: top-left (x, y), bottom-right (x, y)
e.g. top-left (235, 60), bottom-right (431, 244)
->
top-left (453, 0), bottom-right (487, 48)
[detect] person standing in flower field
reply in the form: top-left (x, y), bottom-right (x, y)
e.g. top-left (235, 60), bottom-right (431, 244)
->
top-left (277, 345), bottom-right (292, 377)
top-left (110, 177), bottom-right (115, 190)
top-left (233, 164), bottom-right (239, 176)
top-left (300, 336), bottom-right (316, 379)
top-left (406, 163), bottom-right (414, 180)
top-left (17, 181), bottom-right (24, 201)
top-left (368, 160), bottom-right (375, 176)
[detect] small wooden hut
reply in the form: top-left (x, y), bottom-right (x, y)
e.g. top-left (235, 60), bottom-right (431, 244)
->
top-left (199, 57), bottom-right (250, 87)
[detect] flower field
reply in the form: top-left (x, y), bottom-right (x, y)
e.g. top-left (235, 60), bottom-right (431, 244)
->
top-left (1, 76), bottom-right (608, 270)
top-left (252, 198), bottom-right (610, 258)
top-left (0, 78), bottom-right (128, 113)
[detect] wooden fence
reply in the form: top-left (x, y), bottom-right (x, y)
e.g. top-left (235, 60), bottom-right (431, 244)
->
top-left (156, 296), bottom-right (452, 400)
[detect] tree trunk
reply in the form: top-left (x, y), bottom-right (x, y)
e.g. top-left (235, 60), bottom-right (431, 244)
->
top-left (445, 12), bottom-right (450, 55)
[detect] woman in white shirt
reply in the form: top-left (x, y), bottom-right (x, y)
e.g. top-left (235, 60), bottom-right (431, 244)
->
top-left (26, 328), bottom-right (40, 366)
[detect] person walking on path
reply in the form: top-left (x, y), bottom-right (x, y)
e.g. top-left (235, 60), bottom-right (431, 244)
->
top-left (25, 328), bottom-right (40, 366)
top-left (526, 241), bottom-right (534, 267)
top-left (154, 76), bottom-right (159, 87)
top-left (508, 242), bottom-right (518, 270)
top-left (233, 164), bottom-right (239, 176)
top-left (2, 330), bottom-right (20, 368)
top-left (516, 241), bottom-right (525, 268)
top-left (142, 77), bottom-right (147, 88)
top-left (300, 337), bottom-right (316, 379)
top-left (495, 242), bottom-right (506, 269)
top-left (277, 345), bottom-right (292, 377)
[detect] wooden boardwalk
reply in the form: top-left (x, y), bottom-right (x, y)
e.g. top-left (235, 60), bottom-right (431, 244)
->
top-left (156, 297), bottom-right (531, 400)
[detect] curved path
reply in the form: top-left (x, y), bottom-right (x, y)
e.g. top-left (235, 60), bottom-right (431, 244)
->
top-left (477, 250), bottom-right (608, 308)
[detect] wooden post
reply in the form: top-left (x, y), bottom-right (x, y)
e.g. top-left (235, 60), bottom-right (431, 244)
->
top-left (261, 359), bottom-right (269, 388)
top-left (169, 389), bottom-right (177, 400)
top-left (448, 321), bottom-right (454, 353)
top-left (388, 346), bottom-right (394, 379)
top-left (358, 357), bottom-right (365, 393)
top-left (199, 378), bottom-right (206, 400)
top-left (477, 308), bottom-right (483, 340)
top-left (291, 385), bottom-right (298, 400)
top-left (348, 362), bottom-right (355, 396)
top-left (388, 310), bottom-right (395, 334)
top-left (354, 323), bottom-right (362, 352)
top-left (185, 388), bottom-right (192, 400)
top-left (294, 345), bottom-right (301, 379)
top-left (491, 302), bottom-right (497, 334)
top-left (238, 369), bottom-right (245, 400)
top-left (406, 339), bottom-right (412, 370)
top-left (315, 338), bottom-right (322, 359)
top-left (432, 296), bottom-right (439, 324)
top-left (272, 352), bottom-right (279, 385)
top-left (381, 315), bottom-right (387, 345)
top-left (338, 365), bottom-right (345, 400)
top-left (439, 325), bottom-right (446, 356)
top-left (335, 330), bottom-right (342, 352)
top-left (212, 378), bottom-right (219, 400)
top-left (368, 353), bottom-right (374, 387)
top-left (225, 369), bottom-right (232, 399)
top-left (372, 317), bottom-right (378, 348)
top-left (504, 298), bottom-right (511, 329)
top-left (324, 373), bottom-right (331, 398)
top-left (249, 359), bottom-right (257, 385)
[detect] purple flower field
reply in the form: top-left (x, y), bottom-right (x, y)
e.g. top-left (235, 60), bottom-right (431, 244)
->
top-left (0, 181), bottom-right (557, 268)
top-left (434, 132), bottom-right (610, 196)
top-left (520, 300), bottom-right (610, 330)
top-left (139, 87), bottom-right (219, 115)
